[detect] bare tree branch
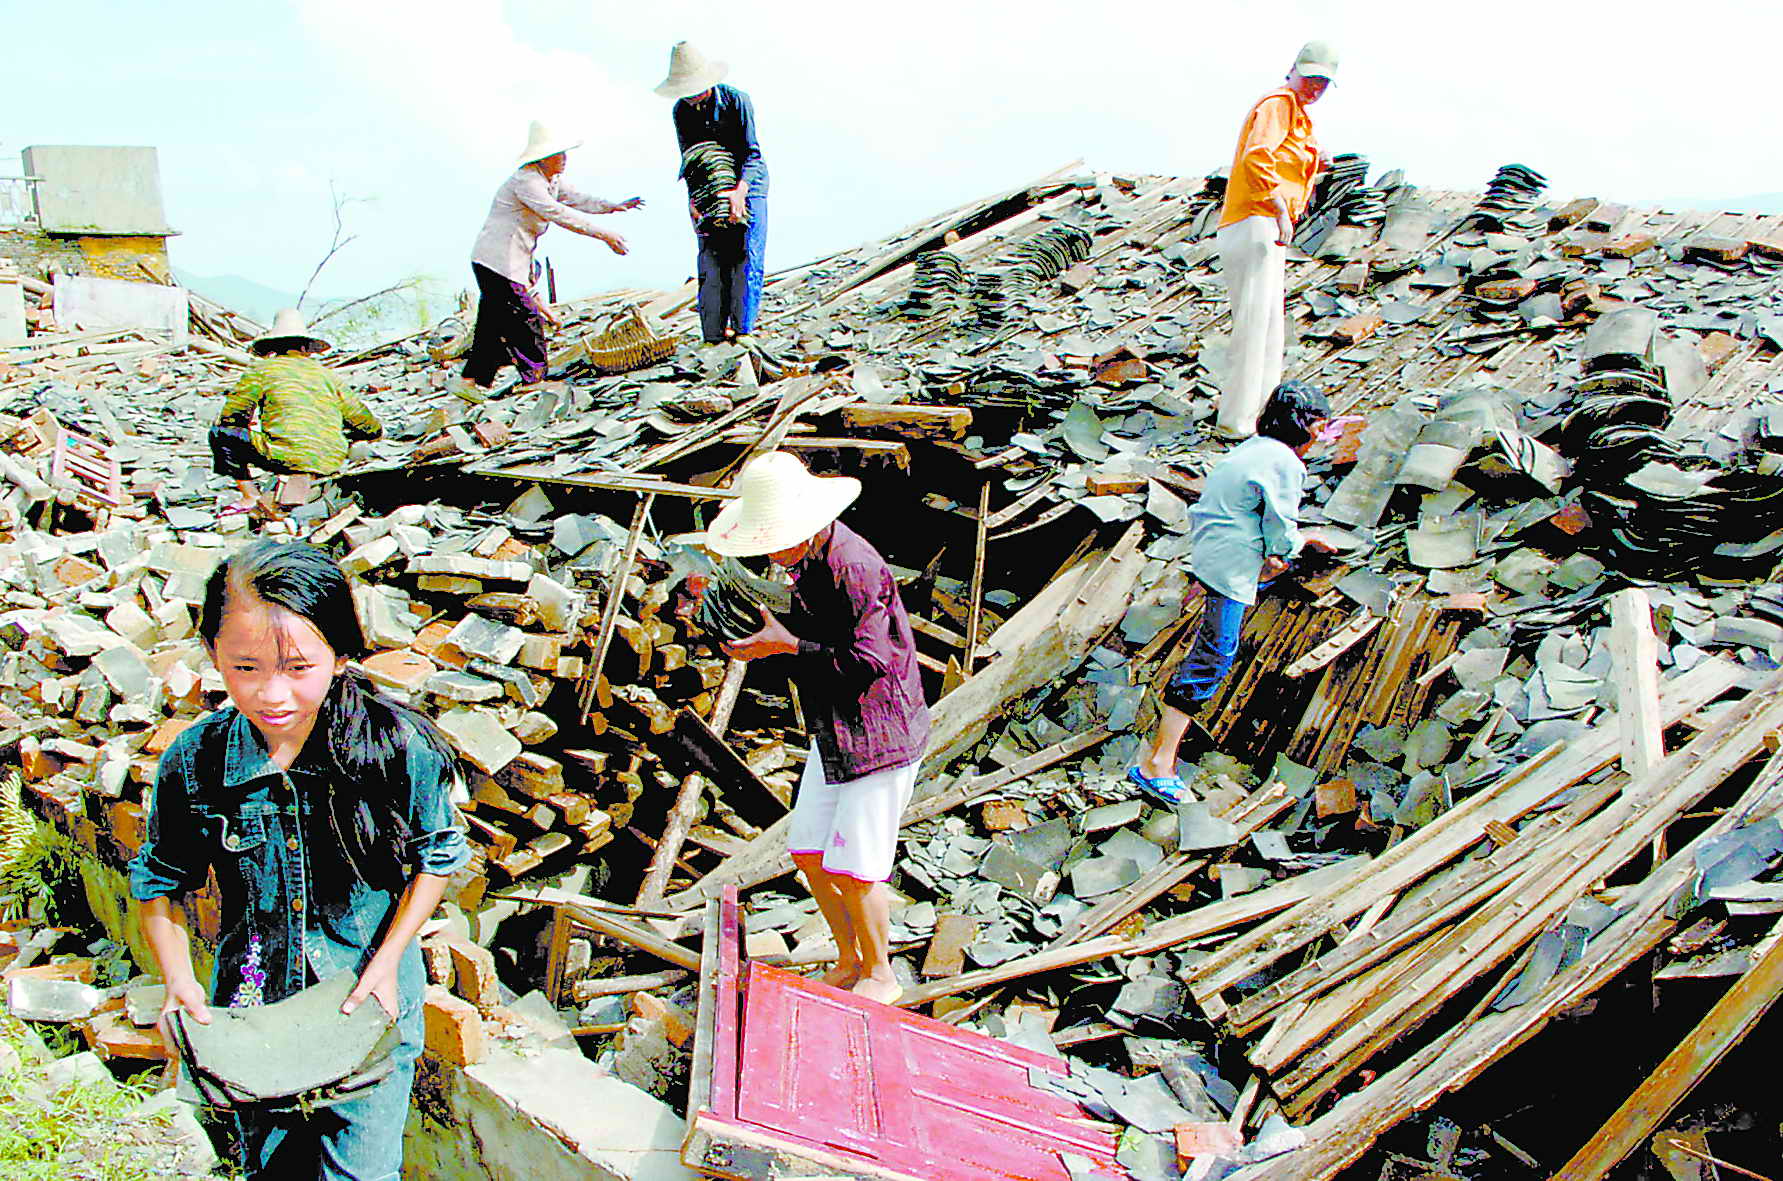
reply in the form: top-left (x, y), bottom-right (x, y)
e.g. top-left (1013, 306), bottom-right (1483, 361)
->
top-left (296, 181), bottom-right (365, 310)
top-left (308, 277), bottom-right (423, 329)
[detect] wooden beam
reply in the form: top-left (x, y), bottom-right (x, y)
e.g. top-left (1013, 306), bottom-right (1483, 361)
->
top-left (466, 464), bottom-right (738, 501)
top-left (965, 480), bottom-right (990, 670)
top-left (577, 492), bottom-right (656, 724)
top-left (1609, 587), bottom-right (1665, 779)
top-left (837, 404), bottom-right (971, 441)
top-left (515, 888), bottom-right (702, 971)
top-left (1553, 919), bottom-right (1783, 1180)
top-left (637, 773), bottom-right (708, 908)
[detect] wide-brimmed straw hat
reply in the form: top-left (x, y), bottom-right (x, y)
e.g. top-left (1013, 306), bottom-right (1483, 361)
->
top-left (515, 120), bottom-right (581, 169)
top-left (251, 308), bottom-right (331, 356)
top-left (704, 451), bottom-right (860, 557)
top-left (654, 41), bottom-right (728, 100)
top-left (1294, 40), bottom-right (1339, 81)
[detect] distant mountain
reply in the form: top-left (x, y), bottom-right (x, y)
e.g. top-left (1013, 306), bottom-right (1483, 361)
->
top-left (173, 268), bottom-right (449, 349)
top-left (172, 269), bottom-right (301, 324)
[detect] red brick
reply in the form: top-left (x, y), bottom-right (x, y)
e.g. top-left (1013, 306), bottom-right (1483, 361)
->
top-left (440, 934), bottom-right (501, 1009)
top-left (1315, 779), bottom-right (1358, 818)
top-left (1176, 1123), bottom-right (1242, 1164)
top-left (631, 990), bottom-right (695, 1047)
top-left (144, 717), bottom-right (196, 756)
top-left (3, 960), bottom-right (95, 984)
top-left (361, 649), bottom-right (437, 692)
top-left (1328, 312), bottom-right (1383, 345)
top-left (1749, 233), bottom-right (1783, 261)
top-left (1085, 472), bottom-right (1147, 496)
top-left (412, 620), bottom-right (465, 668)
top-left (17, 737), bottom-right (61, 781)
top-left (472, 421), bottom-right (511, 450)
top-left (423, 984), bottom-right (488, 1067)
top-left (1552, 502), bottom-right (1593, 536)
top-left (1686, 235), bottom-right (1748, 265)
top-left (1698, 331), bottom-right (1741, 373)
top-left (53, 555), bottom-right (105, 587)
top-left (108, 801), bottom-right (147, 857)
top-left (1603, 233), bottom-right (1656, 259)
top-left (83, 1011), bottom-right (168, 1062)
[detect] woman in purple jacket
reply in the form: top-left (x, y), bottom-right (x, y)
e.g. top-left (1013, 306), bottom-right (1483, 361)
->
top-left (709, 452), bottom-right (931, 1005)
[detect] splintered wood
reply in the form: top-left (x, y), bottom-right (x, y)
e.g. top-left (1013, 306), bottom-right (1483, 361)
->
top-left (1175, 593), bottom-right (1464, 774)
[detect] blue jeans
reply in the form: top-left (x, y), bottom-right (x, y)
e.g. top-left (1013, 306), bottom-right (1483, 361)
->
top-left (1164, 584), bottom-right (1249, 712)
top-left (696, 184), bottom-right (768, 341)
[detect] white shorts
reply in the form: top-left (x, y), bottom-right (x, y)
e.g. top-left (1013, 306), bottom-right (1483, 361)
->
top-left (785, 748), bottom-right (919, 883)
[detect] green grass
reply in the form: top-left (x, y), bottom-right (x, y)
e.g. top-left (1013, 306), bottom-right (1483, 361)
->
top-left (0, 1015), bottom-right (185, 1181)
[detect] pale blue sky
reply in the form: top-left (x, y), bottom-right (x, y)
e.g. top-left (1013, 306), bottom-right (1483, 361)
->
top-left (3, 0), bottom-right (1774, 306)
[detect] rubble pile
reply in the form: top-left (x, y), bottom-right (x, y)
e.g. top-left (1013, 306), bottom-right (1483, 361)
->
top-left (2, 154), bottom-right (1783, 1180)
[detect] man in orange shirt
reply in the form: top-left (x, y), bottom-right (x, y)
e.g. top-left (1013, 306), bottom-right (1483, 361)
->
top-left (1215, 41), bottom-right (1338, 438)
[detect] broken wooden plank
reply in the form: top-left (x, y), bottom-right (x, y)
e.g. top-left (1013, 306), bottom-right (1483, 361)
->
top-left (1610, 587), bottom-right (1665, 779)
top-left (965, 480), bottom-right (990, 671)
top-left (507, 887), bottom-right (701, 971)
top-left (1282, 612), bottom-right (1383, 679)
top-left (904, 727), bottom-right (1114, 827)
top-left (1183, 659), bottom-right (1744, 1013)
top-left (1234, 728), bottom-right (1783, 1181)
top-left (637, 773), bottom-right (708, 908)
top-left (1553, 915), bottom-right (1783, 1180)
top-left (837, 403), bottom-right (971, 440)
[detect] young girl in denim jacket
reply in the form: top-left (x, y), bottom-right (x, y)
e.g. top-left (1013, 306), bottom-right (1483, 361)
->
top-left (130, 539), bottom-right (470, 1179)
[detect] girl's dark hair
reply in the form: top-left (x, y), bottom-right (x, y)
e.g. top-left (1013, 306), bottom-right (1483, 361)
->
top-left (1257, 380), bottom-right (1331, 448)
top-left (200, 539), bottom-right (458, 886)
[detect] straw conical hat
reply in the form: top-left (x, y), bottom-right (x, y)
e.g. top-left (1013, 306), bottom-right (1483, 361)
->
top-left (515, 120), bottom-right (581, 169)
top-left (654, 41), bottom-right (729, 100)
top-left (251, 308), bottom-right (331, 356)
top-left (704, 452), bottom-right (860, 557)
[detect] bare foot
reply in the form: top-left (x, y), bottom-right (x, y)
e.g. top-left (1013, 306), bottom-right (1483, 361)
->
top-left (819, 962), bottom-right (861, 989)
top-left (850, 973), bottom-right (904, 1006)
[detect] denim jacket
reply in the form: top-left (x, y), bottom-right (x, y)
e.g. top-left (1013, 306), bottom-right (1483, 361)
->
top-left (129, 707), bottom-right (471, 1010)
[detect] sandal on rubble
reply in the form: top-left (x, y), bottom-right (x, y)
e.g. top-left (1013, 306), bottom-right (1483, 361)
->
top-left (1127, 765), bottom-right (1187, 807)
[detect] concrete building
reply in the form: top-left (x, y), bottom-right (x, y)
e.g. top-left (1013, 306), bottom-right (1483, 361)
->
top-left (0, 145), bottom-right (177, 282)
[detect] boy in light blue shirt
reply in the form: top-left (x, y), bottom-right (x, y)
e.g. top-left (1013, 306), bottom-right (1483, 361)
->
top-left (1130, 381), bottom-right (1332, 804)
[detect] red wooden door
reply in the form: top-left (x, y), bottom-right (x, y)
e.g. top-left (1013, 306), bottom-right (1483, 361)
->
top-left (730, 960), bottom-right (1127, 1179)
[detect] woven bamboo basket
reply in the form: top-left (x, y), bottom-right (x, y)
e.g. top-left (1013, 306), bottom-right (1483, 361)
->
top-left (585, 305), bottom-right (675, 374)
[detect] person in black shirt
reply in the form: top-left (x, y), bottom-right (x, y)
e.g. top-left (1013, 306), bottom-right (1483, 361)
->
top-left (655, 42), bottom-right (770, 346)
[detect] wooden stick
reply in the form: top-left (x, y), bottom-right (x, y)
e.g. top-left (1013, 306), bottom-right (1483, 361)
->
top-left (708, 660), bottom-right (747, 736)
top-left (904, 727), bottom-right (1114, 827)
top-left (571, 968), bottom-right (691, 1002)
top-left (965, 480), bottom-right (990, 670)
top-left (577, 491), bottom-right (656, 723)
top-left (1553, 916), bottom-right (1783, 1180)
top-left (554, 896), bottom-right (701, 972)
top-left (637, 773), bottom-right (709, 908)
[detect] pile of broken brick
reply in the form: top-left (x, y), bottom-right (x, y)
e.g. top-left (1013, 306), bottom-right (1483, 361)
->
top-left (3, 153), bottom-right (1783, 1179)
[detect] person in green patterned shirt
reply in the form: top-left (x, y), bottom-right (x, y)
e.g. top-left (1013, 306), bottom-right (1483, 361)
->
top-left (209, 309), bottom-right (383, 512)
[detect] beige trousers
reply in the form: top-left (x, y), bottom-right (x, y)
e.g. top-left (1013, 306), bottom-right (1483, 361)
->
top-left (1215, 215), bottom-right (1286, 438)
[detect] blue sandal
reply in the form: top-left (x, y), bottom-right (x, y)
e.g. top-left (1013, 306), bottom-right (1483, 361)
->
top-left (1127, 765), bottom-right (1187, 806)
